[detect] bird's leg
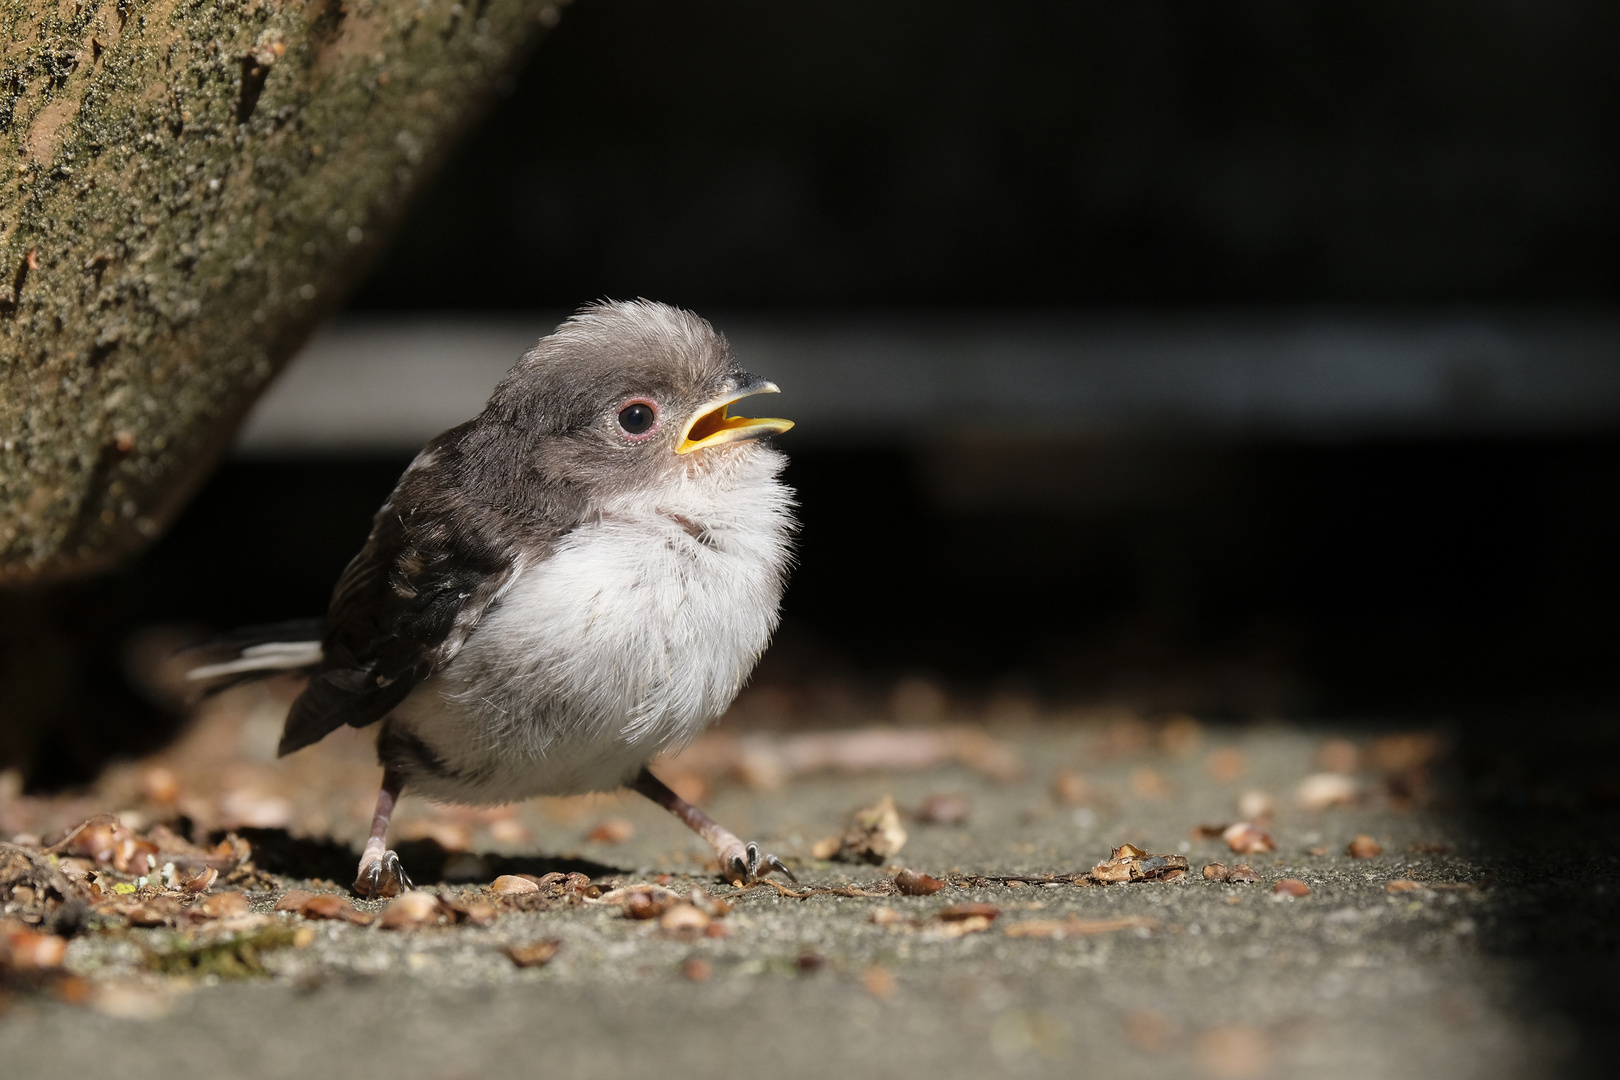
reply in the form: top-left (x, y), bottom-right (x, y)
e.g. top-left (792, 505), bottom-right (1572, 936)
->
top-left (353, 768), bottom-right (413, 899)
top-left (631, 767), bottom-right (797, 884)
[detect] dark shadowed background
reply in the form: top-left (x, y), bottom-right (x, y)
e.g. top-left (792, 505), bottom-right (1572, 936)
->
top-left (26, 0), bottom-right (1620, 783)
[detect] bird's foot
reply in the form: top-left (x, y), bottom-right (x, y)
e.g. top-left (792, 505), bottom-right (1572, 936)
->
top-left (718, 840), bottom-right (798, 885)
top-left (353, 849), bottom-right (413, 899)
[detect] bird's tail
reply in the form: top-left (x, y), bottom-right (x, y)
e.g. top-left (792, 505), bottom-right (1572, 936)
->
top-left (182, 618), bottom-right (325, 686)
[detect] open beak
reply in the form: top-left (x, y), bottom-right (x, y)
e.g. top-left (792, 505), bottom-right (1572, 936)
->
top-left (676, 377), bottom-right (794, 455)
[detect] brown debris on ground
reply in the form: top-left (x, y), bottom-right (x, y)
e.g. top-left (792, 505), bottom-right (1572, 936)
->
top-left (0, 680), bottom-right (1474, 1050)
top-left (483, 872), bottom-right (600, 913)
top-left (812, 795), bottom-right (908, 864)
top-left (1051, 768), bottom-right (1098, 807)
top-left (503, 938), bottom-right (561, 969)
top-left (661, 726), bottom-right (1025, 792)
top-left (893, 869), bottom-right (947, 896)
top-left (915, 792), bottom-right (972, 826)
top-left (1089, 844), bottom-right (1190, 884)
top-left (1297, 772), bottom-right (1358, 810)
top-left (1221, 823), bottom-right (1276, 855)
top-left (275, 890), bottom-right (374, 925)
top-left (1272, 878), bottom-right (1311, 898)
top-left (1, 843), bottom-right (86, 935)
top-left (869, 901), bottom-right (999, 938)
top-left (3, 817), bottom-right (272, 942)
top-left (1004, 914), bottom-right (1158, 939)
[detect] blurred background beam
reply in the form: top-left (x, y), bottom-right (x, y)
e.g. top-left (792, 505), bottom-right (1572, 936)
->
top-left (238, 311), bottom-right (1620, 454)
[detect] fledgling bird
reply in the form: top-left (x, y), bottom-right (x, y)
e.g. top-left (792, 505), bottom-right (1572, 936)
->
top-left (189, 301), bottom-right (797, 897)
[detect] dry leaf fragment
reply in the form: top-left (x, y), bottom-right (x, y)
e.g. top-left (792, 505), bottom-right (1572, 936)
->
top-left (1297, 772), bottom-right (1357, 810)
top-left (1202, 863), bottom-right (1230, 882)
top-left (1272, 878), bottom-right (1310, 898)
top-left (585, 819), bottom-right (635, 844)
top-left (1192, 824), bottom-right (1231, 839)
top-left (1306, 845), bottom-right (1331, 856)
top-left (1, 928), bottom-right (67, 969)
top-left (491, 875), bottom-right (539, 895)
top-left (0, 842), bottom-right (90, 935)
top-left (93, 894), bottom-right (184, 927)
top-left (1004, 915), bottom-right (1156, 938)
top-left (930, 915), bottom-right (993, 937)
top-left (809, 837), bottom-right (841, 860)
top-left (1236, 790), bottom-right (1274, 822)
top-left (194, 891), bottom-right (249, 920)
top-left (273, 890), bottom-right (314, 913)
top-left (504, 938), bottom-right (561, 968)
top-left (89, 983), bottom-right (173, 1020)
top-left (870, 906), bottom-right (904, 927)
top-left (437, 891), bottom-right (497, 926)
top-left (300, 893), bottom-right (374, 924)
top-left (917, 792), bottom-right (972, 826)
top-left (826, 795), bottom-right (907, 864)
top-left (140, 766), bottom-right (181, 805)
top-left (1222, 823), bottom-right (1276, 855)
top-left (687, 888), bottom-right (732, 918)
top-left (659, 903), bottom-right (711, 934)
top-left (379, 891), bottom-right (443, 930)
top-left (893, 869), bottom-right (946, 896)
top-left (939, 902), bottom-right (1000, 922)
top-left (620, 887), bottom-right (679, 920)
top-left (1346, 835), bottom-right (1383, 858)
top-left (47, 815), bottom-right (160, 875)
top-left (861, 965), bottom-right (896, 999)
top-left (681, 956), bottom-right (712, 982)
top-left (1385, 879), bottom-right (1423, 893)
top-left (523, 871), bottom-right (598, 900)
top-left (1051, 768), bottom-right (1093, 806)
top-left (181, 867), bottom-right (218, 894)
top-left (690, 726), bottom-right (1023, 787)
top-left (1091, 847), bottom-right (1190, 883)
top-left (1227, 864), bottom-right (1260, 883)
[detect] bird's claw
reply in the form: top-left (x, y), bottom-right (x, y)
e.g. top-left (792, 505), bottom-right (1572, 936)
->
top-left (353, 849), bottom-right (413, 900)
top-left (725, 841), bottom-right (798, 885)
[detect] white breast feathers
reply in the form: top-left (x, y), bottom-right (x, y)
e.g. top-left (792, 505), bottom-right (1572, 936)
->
top-left (387, 446), bottom-right (794, 803)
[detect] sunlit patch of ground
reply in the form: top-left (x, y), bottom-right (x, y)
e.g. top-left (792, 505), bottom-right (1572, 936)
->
top-left (2, 673), bottom-right (1612, 1079)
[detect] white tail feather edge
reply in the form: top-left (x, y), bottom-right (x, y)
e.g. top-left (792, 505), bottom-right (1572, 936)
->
top-left (187, 640), bottom-right (324, 681)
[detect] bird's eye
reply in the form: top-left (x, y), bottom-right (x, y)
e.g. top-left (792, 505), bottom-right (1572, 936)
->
top-left (617, 402), bottom-right (657, 436)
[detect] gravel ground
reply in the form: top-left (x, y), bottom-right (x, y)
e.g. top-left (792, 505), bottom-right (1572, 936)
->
top-left (2, 716), bottom-right (1615, 1080)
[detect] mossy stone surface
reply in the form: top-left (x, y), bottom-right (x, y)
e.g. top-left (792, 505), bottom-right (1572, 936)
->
top-left (1, 0), bottom-right (562, 585)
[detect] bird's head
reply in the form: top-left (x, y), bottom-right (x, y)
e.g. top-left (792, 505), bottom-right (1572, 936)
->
top-left (480, 300), bottom-right (793, 497)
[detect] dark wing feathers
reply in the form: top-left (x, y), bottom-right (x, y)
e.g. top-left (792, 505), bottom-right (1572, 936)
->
top-left (277, 435), bottom-right (557, 757)
top-left (278, 522), bottom-right (514, 756)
